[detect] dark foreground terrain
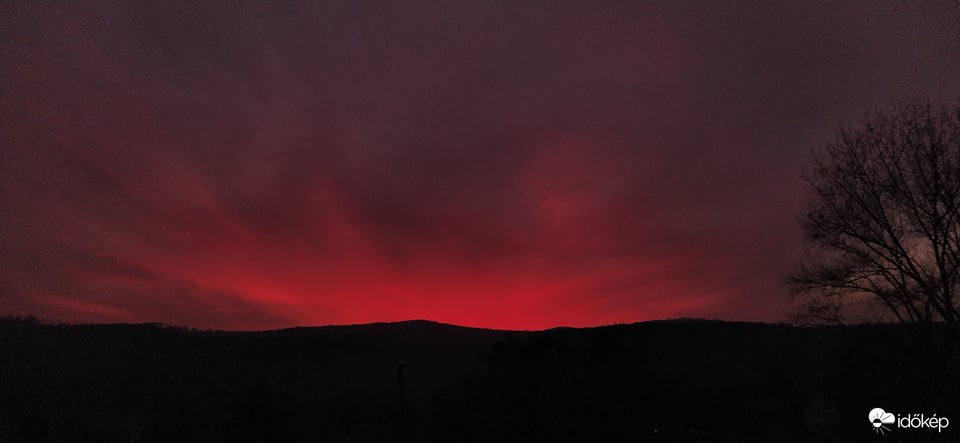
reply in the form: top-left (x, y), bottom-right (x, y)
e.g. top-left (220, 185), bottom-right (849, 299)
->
top-left (1, 317), bottom-right (957, 442)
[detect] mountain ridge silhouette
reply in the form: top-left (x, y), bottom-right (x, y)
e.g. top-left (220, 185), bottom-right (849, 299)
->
top-left (1, 315), bottom-right (955, 441)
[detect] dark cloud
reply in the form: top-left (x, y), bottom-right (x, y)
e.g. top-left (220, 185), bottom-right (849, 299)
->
top-left (2, 0), bottom-right (958, 329)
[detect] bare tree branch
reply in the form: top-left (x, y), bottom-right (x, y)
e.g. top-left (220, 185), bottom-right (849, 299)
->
top-left (790, 101), bottom-right (960, 332)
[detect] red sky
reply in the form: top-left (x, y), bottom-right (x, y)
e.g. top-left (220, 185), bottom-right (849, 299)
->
top-left (2, 1), bottom-right (960, 330)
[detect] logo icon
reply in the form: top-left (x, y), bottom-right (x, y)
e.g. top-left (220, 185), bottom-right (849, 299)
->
top-left (870, 408), bottom-right (895, 434)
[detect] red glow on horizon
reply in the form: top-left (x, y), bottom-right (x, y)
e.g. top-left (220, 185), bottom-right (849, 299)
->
top-left (5, 0), bottom-right (953, 330)
top-left (45, 166), bottom-right (728, 331)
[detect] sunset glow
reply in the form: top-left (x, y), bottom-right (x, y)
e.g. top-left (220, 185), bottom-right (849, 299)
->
top-left (3, 1), bottom-right (959, 329)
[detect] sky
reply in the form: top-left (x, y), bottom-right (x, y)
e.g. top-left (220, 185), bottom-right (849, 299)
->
top-left (2, 1), bottom-right (959, 330)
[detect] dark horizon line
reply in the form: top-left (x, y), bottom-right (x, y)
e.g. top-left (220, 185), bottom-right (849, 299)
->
top-left (2, 314), bottom-right (817, 333)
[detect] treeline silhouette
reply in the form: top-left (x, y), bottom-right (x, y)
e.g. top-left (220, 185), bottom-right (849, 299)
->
top-left (0, 316), bottom-right (956, 441)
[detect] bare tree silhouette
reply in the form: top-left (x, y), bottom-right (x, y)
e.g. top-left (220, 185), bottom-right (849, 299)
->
top-left (789, 101), bottom-right (960, 334)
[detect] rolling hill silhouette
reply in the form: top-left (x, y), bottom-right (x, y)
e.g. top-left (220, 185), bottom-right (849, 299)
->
top-left (0, 316), bottom-right (956, 441)
top-left (263, 319), bottom-right (521, 345)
